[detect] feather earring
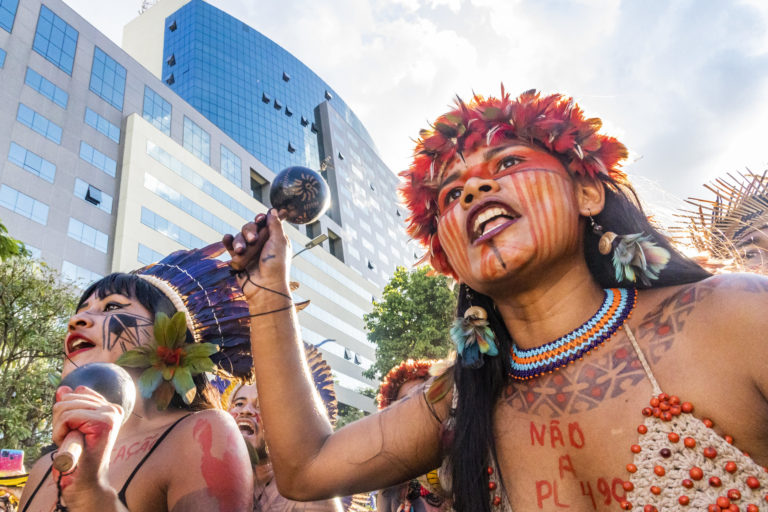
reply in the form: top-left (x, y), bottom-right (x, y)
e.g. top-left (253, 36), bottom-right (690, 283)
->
top-left (450, 303), bottom-right (498, 369)
top-left (590, 215), bottom-right (671, 286)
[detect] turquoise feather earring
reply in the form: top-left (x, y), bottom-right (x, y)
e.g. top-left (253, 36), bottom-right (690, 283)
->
top-left (590, 215), bottom-right (670, 286)
top-left (450, 288), bottom-right (498, 369)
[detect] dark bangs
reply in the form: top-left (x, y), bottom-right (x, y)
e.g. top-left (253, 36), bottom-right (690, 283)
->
top-left (77, 273), bottom-right (176, 320)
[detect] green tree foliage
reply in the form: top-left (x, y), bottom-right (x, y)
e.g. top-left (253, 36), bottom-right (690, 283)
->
top-left (363, 266), bottom-right (456, 381)
top-left (0, 220), bottom-right (27, 261)
top-left (0, 255), bottom-right (78, 462)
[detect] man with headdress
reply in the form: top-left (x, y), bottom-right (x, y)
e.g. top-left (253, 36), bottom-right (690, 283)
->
top-left (225, 344), bottom-right (342, 512)
top-left (225, 90), bottom-right (768, 511)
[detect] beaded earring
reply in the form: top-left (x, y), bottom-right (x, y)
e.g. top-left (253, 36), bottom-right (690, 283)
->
top-left (450, 287), bottom-right (498, 369)
top-left (589, 215), bottom-right (671, 286)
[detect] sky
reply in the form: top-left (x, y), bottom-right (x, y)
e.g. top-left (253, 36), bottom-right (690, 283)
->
top-left (63, 0), bottom-right (768, 224)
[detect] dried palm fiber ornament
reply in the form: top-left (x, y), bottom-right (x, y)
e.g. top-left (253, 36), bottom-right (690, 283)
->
top-left (672, 170), bottom-right (768, 272)
top-left (399, 88), bottom-right (630, 280)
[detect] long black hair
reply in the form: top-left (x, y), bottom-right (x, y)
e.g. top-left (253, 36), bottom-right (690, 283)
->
top-left (77, 273), bottom-right (221, 411)
top-left (447, 175), bottom-right (711, 512)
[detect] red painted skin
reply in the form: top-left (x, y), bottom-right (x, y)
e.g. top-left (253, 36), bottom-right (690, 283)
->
top-left (193, 419), bottom-right (246, 511)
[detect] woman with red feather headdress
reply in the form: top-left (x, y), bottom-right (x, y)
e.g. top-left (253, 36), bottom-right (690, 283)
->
top-left (225, 89), bottom-right (768, 511)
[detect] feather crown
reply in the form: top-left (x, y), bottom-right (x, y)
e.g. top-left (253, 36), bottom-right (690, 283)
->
top-left (377, 359), bottom-right (436, 409)
top-left (399, 88), bottom-right (629, 279)
top-left (135, 242), bottom-right (253, 380)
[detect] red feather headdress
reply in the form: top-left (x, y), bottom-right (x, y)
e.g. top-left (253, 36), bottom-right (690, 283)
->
top-left (399, 88), bottom-right (630, 279)
top-left (377, 359), bottom-right (436, 410)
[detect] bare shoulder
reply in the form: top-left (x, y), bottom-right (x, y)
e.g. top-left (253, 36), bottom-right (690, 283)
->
top-left (18, 452), bottom-right (54, 507)
top-left (163, 409), bottom-right (253, 511)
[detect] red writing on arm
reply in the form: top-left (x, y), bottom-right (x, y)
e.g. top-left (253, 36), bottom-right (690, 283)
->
top-left (193, 419), bottom-right (245, 512)
top-left (529, 421), bottom-right (586, 449)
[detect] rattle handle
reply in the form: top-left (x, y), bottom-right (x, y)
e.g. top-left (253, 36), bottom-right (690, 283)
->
top-left (52, 431), bottom-right (84, 473)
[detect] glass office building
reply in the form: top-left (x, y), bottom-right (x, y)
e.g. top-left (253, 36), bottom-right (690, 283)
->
top-left (0, 0), bottom-right (413, 412)
top-left (125, 0), bottom-right (418, 287)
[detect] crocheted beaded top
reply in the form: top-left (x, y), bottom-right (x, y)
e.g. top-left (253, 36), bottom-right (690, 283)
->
top-left (621, 326), bottom-right (768, 512)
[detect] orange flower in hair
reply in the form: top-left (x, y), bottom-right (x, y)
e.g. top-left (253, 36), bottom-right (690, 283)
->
top-left (399, 87), bottom-right (630, 279)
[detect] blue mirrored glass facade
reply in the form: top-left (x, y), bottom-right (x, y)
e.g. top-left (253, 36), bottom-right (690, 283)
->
top-left (162, 0), bottom-right (377, 174)
top-left (32, 5), bottom-right (78, 74)
top-left (0, 48), bottom-right (6, 67)
top-left (89, 47), bottom-right (126, 110)
top-left (0, 0), bottom-right (18, 33)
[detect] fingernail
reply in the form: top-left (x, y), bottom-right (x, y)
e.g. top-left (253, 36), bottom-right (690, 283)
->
top-left (246, 232), bottom-right (256, 243)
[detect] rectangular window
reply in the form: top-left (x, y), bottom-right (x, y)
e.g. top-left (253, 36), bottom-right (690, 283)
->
top-left (146, 142), bottom-right (255, 221)
top-left (0, 48), bottom-right (6, 68)
top-left (137, 243), bottom-right (164, 265)
top-left (0, 0), bottom-right (18, 32)
top-left (0, 184), bottom-right (48, 224)
top-left (67, 217), bottom-right (108, 253)
top-left (220, 145), bottom-right (241, 186)
top-left (328, 229), bottom-right (344, 262)
top-left (144, 173), bottom-right (235, 234)
top-left (79, 141), bottom-right (116, 177)
top-left (7, 142), bottom-right (56, 182)
top-left (89, 47), bottom-right (126, 110)
top-left (250, 169), bottom-right (269, 205)
top-left (140, 207), bottom-right (205, 249)
top-left (61, 260), bottom-right (102, 284)
top-left (16, 103), bottom-right (62, 144)
top-left (182, 117), bottom-right (210, 164)
top-left (32, 5), bottom-right (78, 74)
top-left (84, 108), bottom-right (120, 143)
top-left (142, 86), bottom-right (171, 136)
top-left (74, 178), bottom-right (112, 213)
top-left (25, 68), bottom-right (68, 108)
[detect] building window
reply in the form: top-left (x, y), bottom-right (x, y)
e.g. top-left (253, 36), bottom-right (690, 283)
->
top-left (32, 5), bottom-right (78, 74)
top-left (61, 260), bottom-right (102, 284)
top-left (328, 229), bottom-right (344, 262)
top-left (67, 218), bottom-right (108, 253)
top-left (84, 108), bottom-right (120, 143)
top-left (141, 207), bottom-right (206, 249)
top-left (7, 142), bottom-right (56, 183)
top-left (142, 86), bottom-right (171, 136)
top-left (79, 141), bottom-right (116, 177)
top-left (0, 185), bottom-right (48, 224)
top-left (220, 145), bottom-right (242, 186)
top-left (287, 142), bottom-right (295, 153)
top-left (165, 73), bottom-right (175, 85)
top-left (74, 178), bottom-right (112, 213)
top-left (311, 122), bottom-right (318, 134)
top-left (282, 71), bottom-right (290, 82)
top-left (300, 116), bottom-right (308, 126)
top-left (285, 107), bottom-right (293, 117)
top-left (306, 221), bottom-right (320, 240)
top-left (0, 0), bottom-right (18, 32)
top-left (144, 173), bottom-right (236, 234)
top-left (183, 117), bottom-right (210, 164)
top-left (16, 104), bottom-right (62, 144)
top-left (0, 48), bottom-right (5, 68)
top-left (324, 90), bottom-right (333, 100)
top-left (168, 20), bottom-right (177, 31)
top-left (250, 169), bottom-right (269, 205)
top-left (89, 47), bottom-right (126, 110)
top-left (274, 99), bottom-right (282, 110)
top-left (367, 259), bottom-right (375, 270)
top-left (25, 68), bottom-right (69, 108)
top-left (166, 54), bottom-right (176, 66)
top-left (137, 243), bottom-right (164, 265)
top-left (262, 93), bottom-right (270, 104)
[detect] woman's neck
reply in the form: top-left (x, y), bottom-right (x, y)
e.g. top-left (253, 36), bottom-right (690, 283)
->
top-left (492, 260), bottom-right (607, 350)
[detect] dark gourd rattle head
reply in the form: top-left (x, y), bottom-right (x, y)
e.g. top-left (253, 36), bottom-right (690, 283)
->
top-left (270, 166), bottom-right (330, 224)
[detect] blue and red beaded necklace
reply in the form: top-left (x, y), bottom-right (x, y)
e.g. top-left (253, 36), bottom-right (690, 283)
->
top-left (509, 288), bottom-right (637, 381)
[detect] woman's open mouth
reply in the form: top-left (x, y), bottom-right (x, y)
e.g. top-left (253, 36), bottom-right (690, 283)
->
top-left (467, 202), bottom-right (520, 244)
top-left (66, 334), bottom-right (96, 358)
